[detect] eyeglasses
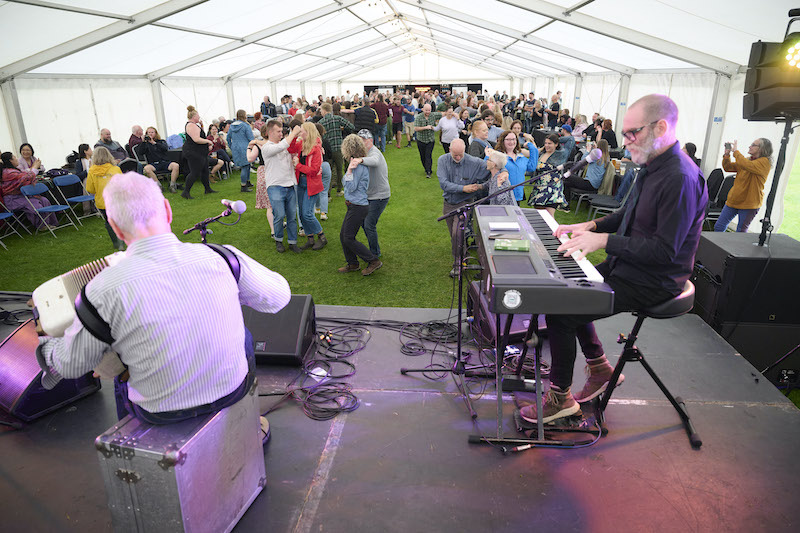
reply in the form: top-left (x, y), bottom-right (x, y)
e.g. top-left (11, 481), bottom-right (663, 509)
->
top-left (621, 120), bottom-right (659, 142)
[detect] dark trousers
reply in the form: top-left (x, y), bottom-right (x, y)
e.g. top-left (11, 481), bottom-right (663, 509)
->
top-left (443, 199), bottom-right (470, 262)
top-left (330, 150), bottom-right (344, 192)
top-left (563, 175), bottom-right (597, 200)
top-left (98, 208), bottom-right (121, 249)
top-left (362, 197), bottom-right (389, 257)
top-left (340, 203), bottom-right (377, 265)
top-left (114, 328), bottom-right (256, 424)
top-left (184, 152), bottom-right (211, 194)
top-left (442, 142), bottom-right (450, 154)
top-left (417, 140), bottom-right (434, 174)
top-left (546, 263), bottom-right (674, 390)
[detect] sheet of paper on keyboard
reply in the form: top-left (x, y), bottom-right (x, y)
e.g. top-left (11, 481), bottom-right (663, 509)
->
top-left (488, 222), bottom-right (520, 231)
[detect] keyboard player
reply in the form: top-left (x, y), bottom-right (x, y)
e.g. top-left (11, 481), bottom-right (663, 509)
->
top-left (520, 94), bottom-right (708, 425)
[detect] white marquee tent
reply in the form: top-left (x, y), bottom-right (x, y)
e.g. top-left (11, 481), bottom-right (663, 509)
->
top-left (1, 0), bottom-right (798, 230)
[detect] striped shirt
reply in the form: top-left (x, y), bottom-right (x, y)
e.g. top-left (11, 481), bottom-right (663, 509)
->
top-left (318, 113), bottom-right (354, 152)
top-left (39, 233), bottom-right (291, 413)
top-left (414, 112), bottom-right (442, 143)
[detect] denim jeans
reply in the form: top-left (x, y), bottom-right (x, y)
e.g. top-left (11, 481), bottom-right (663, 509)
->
top-left (316, 161), bottom-right (331, 214)
top-left (376, 123), bottom-right (387, 152)
top-left (297, 175), bottom-right (323, 235)
top-left (363, 197), bottom-right (389, 256)
top-left (239, 164), bottom-right (250, 185)
top-left (114, 328), bottom-right (255, 424)
top-left (267, 185), bottom-right (298, 243)
top-left (714, 205), bottom-right (758, 232)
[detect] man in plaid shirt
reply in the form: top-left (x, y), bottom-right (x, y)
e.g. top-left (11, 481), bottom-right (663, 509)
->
top-left (319, 103), bottom-right (355, 194)
top-left (414, 104), bottom-right (442, 179)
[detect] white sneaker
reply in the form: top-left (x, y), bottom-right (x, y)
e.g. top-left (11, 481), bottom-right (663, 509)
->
top-left (320, 213), bottom-right (328, 221)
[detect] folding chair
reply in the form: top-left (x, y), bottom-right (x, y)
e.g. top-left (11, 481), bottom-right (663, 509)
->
top-left (0, 201), bottom-right (28, 249)
top-left (704, 174), bottom-right (735, 230)
top-left (571, 162), bottom-right (615, 215)
top-left (0, 199), bottom-right (32, 236)
top-left (587, 169), bottom-right (639, 220)
top-left (19, 183), bottom-right (79, 238)
top-left (133, 144), bottom-right (172, 184)
top-left (52, 174), bottom-right (103, 226)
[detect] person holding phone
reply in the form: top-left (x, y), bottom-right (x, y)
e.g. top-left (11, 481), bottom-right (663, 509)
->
top-left (714, 138), bottom-right (773, 232)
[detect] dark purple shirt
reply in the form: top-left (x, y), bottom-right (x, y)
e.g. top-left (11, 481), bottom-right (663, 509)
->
top-left (594, 142), bottom-right (708, 296)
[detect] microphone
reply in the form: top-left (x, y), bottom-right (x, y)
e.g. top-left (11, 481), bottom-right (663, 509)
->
top-left (561, 149), bottom-right (602, 179)
top-left (221, 199), bottom-right (247, 214)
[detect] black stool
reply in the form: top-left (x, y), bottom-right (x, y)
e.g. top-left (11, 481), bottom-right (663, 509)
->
top-left (595, 281), bottom-right (702, 448)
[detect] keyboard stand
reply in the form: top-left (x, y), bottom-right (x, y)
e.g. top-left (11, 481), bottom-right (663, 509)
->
top-left (468, 311), bottom-right (599, 452)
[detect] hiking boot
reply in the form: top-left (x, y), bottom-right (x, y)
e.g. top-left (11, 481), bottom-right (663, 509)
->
top-left (181, 191), bottom-right (194, 200)
top-left (241, 185), bottom-right (253, 193)
top-left (205, 188), bottom-right (218, 194)
top-left (311, 233), bottom-right (327, 251)
top-left (276, 241), bottom-right (285, 253)
top-left (519, 387), bottom-right (580, 424)
top-left (361, 260), bottom-right (383, 276)
top-left (246, 180), bottom-right (253, 187)
top-left (300, 236), bottom-right (315, 250)
top-left (573, 356), bottom-right (624, 403)
top-left (338, 263), bottom-right (360, 273)
top-left (289, 243), bottom-right (303, 254)
top-left (169, 183), bottom-right (177, 193)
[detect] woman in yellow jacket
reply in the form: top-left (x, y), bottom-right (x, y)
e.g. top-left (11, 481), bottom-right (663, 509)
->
top-left (714, 138), bottom-right (773, 232)
top-left (85, 146), bottom-right (123, 250)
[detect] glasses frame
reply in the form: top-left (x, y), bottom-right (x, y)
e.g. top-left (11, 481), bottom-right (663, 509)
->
top-left (621, 120), bottom-right (659, 142)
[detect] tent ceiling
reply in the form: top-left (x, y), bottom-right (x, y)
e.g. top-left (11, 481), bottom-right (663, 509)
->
top-left (2, 0), bottom-right (797, 83)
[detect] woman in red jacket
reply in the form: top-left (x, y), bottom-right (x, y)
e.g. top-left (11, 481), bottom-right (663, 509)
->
top-left (289, 122), bottom-right (327, 250)
top-left (1, 151), bottom-right (57, 227)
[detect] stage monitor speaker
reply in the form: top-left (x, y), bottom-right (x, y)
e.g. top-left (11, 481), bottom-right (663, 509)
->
top-left (719, 322), bottom-right (800, 386)
top-left (0, 320), bottom-right (101, 422)
top-left (242, 294), bottom-right (316, 366)
top-left (467, 281), bottom-right (545, 346)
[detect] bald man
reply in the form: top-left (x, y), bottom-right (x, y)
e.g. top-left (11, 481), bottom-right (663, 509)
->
top-left (520, 94), bottom-right (708, 425)
top-left (437, 138), bottom-right (490, 276)
top-left (414, 104), bottom-right (442, 178)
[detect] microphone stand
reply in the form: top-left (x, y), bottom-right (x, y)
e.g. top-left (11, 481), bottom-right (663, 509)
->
top-left (183, 207), bottom-right (243, 244)
top-left (400, 165), bottom-right (569, 420)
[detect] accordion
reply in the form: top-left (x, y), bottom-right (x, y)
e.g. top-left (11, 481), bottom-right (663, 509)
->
top-left (32, 252), bottom-right (125, 337)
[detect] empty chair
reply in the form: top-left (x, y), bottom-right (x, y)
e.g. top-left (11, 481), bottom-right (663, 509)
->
top-left (52, 174), bottom-right (103, 226)
top-left (0, 201), bottom-right (28, 249)
top-left (704, 174), bottom-right (735, 230)
top-left (587, 169), bottom-right (639, 220)
top-left (20, 183), bottom-right (78, 238)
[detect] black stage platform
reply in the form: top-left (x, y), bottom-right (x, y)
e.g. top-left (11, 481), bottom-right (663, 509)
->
top-left (1, 302), bottom-right (798, 532)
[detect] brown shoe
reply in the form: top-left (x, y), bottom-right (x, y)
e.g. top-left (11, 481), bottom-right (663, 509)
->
top-left (573, 356), bottom-right (624, 403)
top-left (338, 263), bottom-right (360, 273)
top-left (361, 260), bottom-right (383, 276)
top-left (300, 236), bottom-right (315, 250)
top-left (519, 387), bottom-right (580, 424)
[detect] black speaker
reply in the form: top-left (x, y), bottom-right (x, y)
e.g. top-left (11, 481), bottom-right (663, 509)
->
top-left (242, 294), bottom-right (316, 366)
top-left (0, 320), bottom-right (101, 422)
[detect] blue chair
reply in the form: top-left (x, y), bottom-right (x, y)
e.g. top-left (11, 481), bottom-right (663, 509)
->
top-left (0, 201), bottom-right (28, 250)
top-left (52, 174), bottom-right (103, 226)
top-left (19, 183), bottom-right (78, 238)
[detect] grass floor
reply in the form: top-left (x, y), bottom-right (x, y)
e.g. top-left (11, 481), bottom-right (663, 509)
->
top-left (0, 144), bottom-right (602, 308)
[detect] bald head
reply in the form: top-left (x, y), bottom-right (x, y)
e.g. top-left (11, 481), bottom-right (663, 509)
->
top-left (423, 104), bottom-right (431, 116)
top-left (629, 94), bottom-right (678, 130)
top-left (449, 139), bottom-right (466, 163)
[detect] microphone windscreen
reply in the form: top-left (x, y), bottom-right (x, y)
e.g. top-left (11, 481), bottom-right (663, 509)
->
top-left (588, 149), bottom-right (603, 162)
top-left (232, 200), bottom-right (247, 214)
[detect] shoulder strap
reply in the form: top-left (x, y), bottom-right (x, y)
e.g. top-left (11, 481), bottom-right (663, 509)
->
top-left (75, 286), bottom-right (114, 345)
top-left (204, 243), bottom-right (240, 282)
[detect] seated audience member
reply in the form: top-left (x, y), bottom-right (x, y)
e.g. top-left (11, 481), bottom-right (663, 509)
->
top-left (682, 142), bottom-right (701, 168)
top-left (714, 138), bottom-right (773, 233)
top-left (558, 125), bottom-right (577, 160)
top-left (37, 171), bottom-right (291, 432)
top-left (0, 151), bottom-right (56, 227)
top-left (337, 134), bottom-right (382, 276)
top-left (596, 119), bottom-right (618, 149)
top-left (128, 125), bottom-right (144, 157)
top-left (254, 112), bottom-right (265, 132)
top-left (564, 139), bottom-right (610, 200)
top-left (85, 146), bottom-right (123, 250)
top-left (572, 115), bottom-right (589, 137)
top-left (17, 143), bottom-right (45, 175)
top-left (558, 109), bottom-right (572, 127)
top-left (74, 144), bottom-right (92, 180)
top-left (208, 123), bottom-right (232, 172)
top-left (468, 120), bottom-right (491, 159)
top-left (485, 151), bottom-right (514, 206)
top-left (529, 133), bottom-right (569, 215)
top-left (139, 126), bottom-right (181, 192)
top-left (95, 129), bottom-right (129, 163)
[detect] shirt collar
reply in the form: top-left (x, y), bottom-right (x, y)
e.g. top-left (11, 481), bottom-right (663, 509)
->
top-left (641, 141), bottom-right (680, 174)
top-left (126, 232), bottom-right (180, 255)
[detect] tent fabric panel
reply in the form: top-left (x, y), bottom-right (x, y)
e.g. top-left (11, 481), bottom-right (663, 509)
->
top-left (231, 80), bottom-right (262, 117)
top-left (504, 42), bottom-right (612, 74)
top-left (255, 11), bottom-right (363, 48)
top-left (579, 0), bottom-right (793, 66)
top-left (44, 1), bottom-right (167, 15)
top-left (28, 26), bottom-right (230, 76)
top-left (423, 12), bottom-right (517, 48)
top-left (0, 3), bottom-right (113, 67)
top-left (580, 74), bottom-right (622, 122)
top-left (532, 21), bottom-right (695, 70)
top-left (311, 29), bottom-right (388, 57)
top-left (244, 54), bottom-right (331, 80)
top-left (170, 44), bottom-right (283, 78)
top-left (158, 0), bottom-right (331, 39)
top-left (160, 79), bottom-right (229, 136)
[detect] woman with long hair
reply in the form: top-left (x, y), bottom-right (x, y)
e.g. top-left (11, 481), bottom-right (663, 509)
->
top-left (1, 151), bottom-right (56, 227)
top-left (288, 122), bottom-right (327, 250)
top-left (529, 133), bottom-right (569, 215)
top-left (181, 105), bottom-right (216, 199)
top-left (564, 139), bottom-right (610, 200)
top-left (74, 143), bottom-right (92, 179)
top-left (715, 138), bottom-right (773, 232)
top-left (140, 126), bottom-right (181, 191)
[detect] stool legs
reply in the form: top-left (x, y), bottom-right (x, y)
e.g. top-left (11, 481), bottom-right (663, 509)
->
top-left (595, 315), bottom-right (702, 448)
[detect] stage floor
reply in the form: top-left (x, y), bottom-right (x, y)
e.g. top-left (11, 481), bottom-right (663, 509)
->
top-left (1, 301), bottom-right (798, 532)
